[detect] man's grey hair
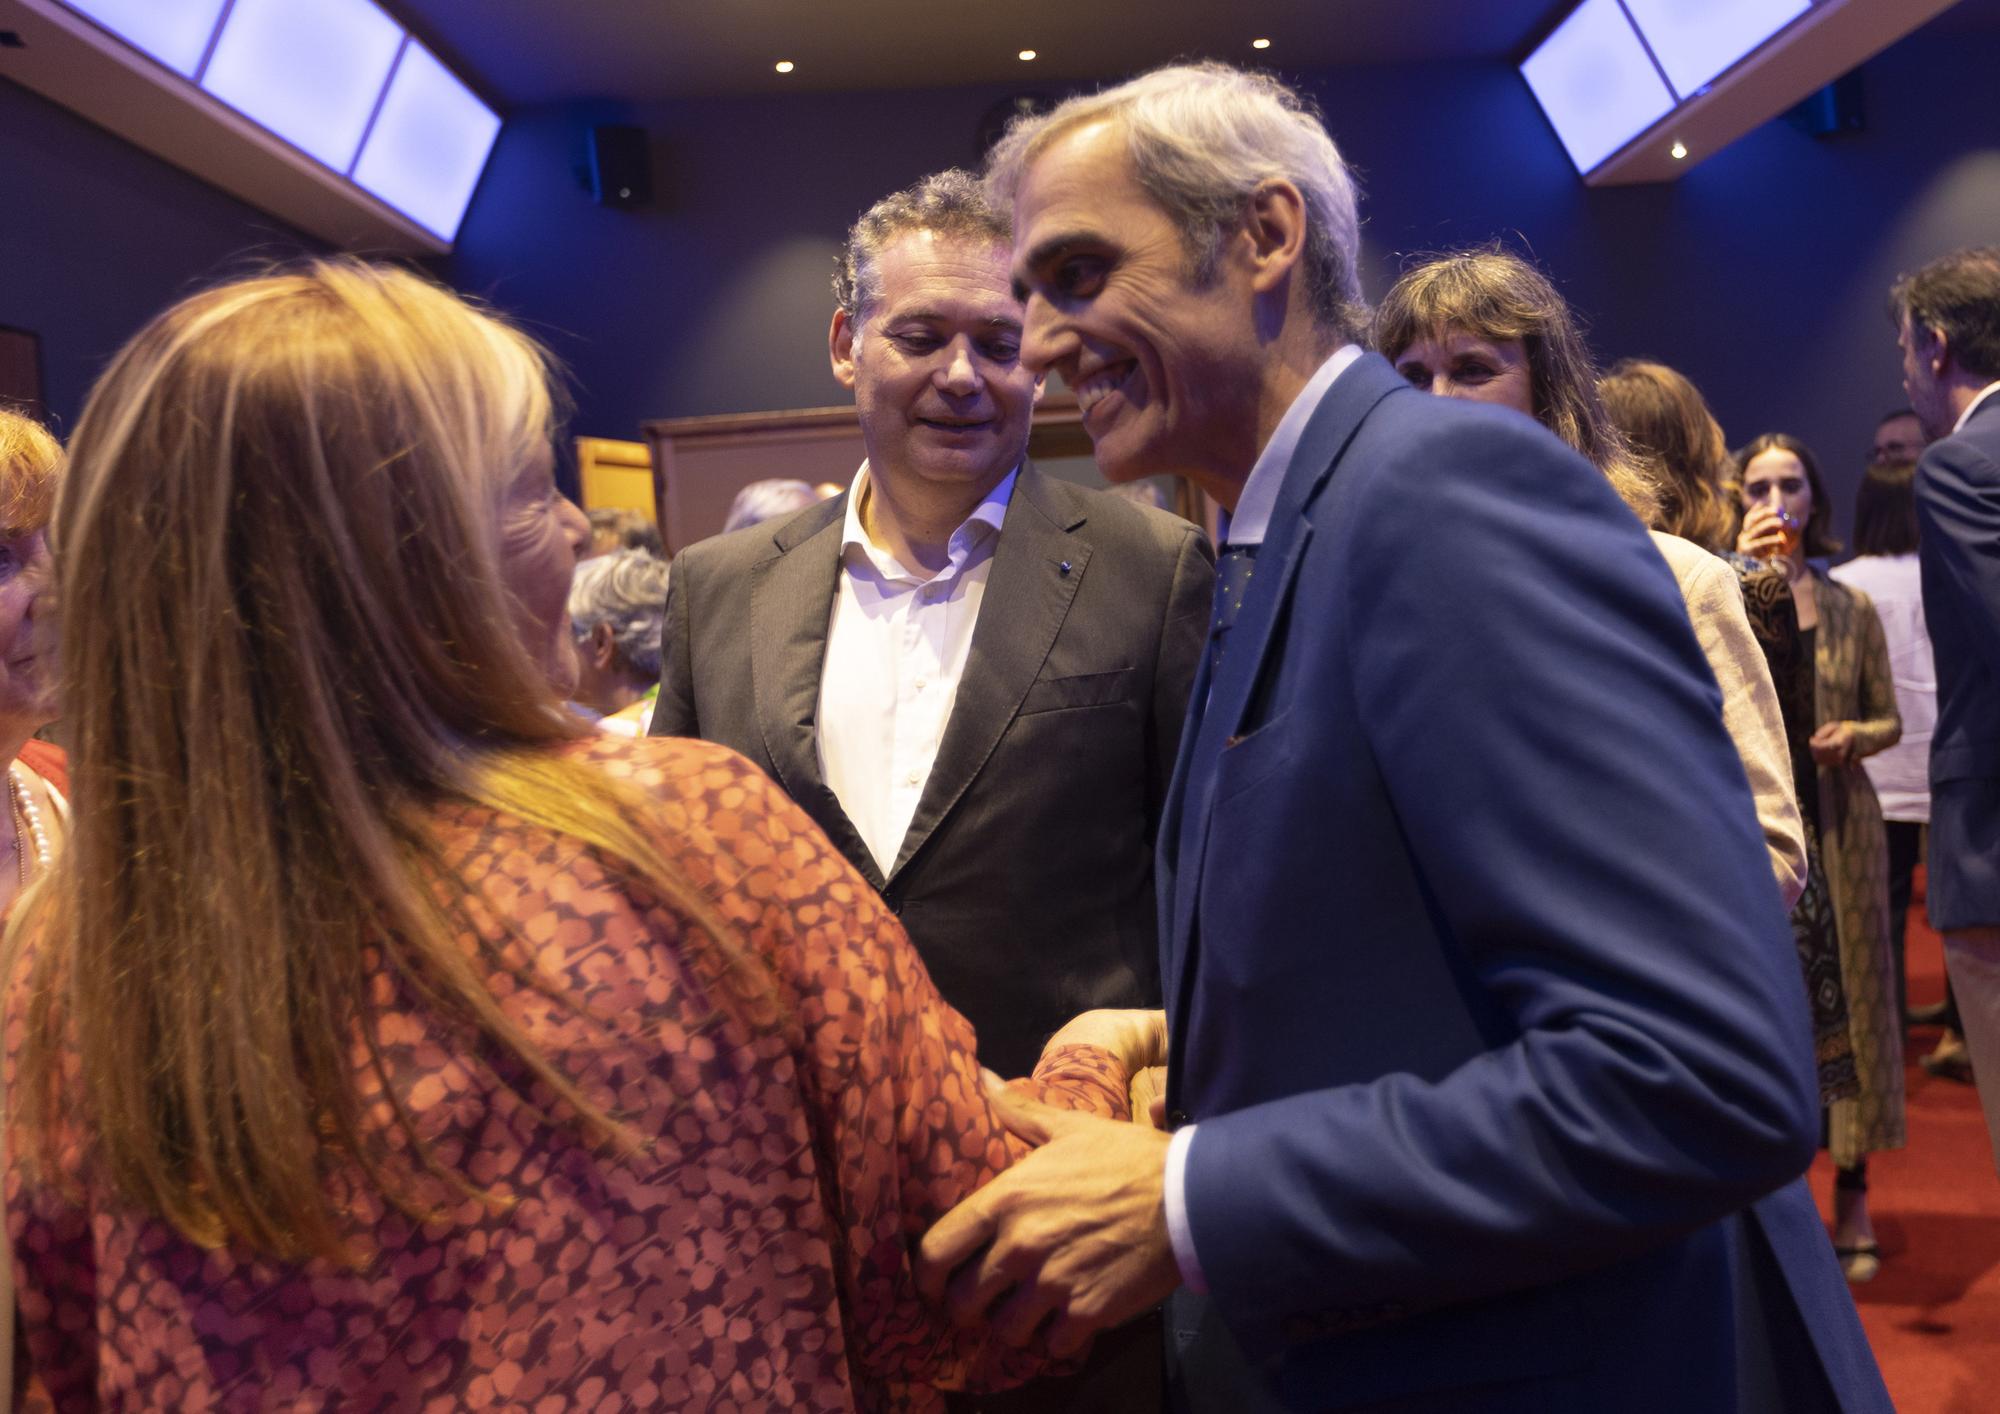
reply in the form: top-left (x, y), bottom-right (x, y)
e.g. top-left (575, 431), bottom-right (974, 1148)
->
top-left (567, 549), bottom-right (673, 679)
top-left (832, 168), bottom-right (1013, 321)
top-left (984, 62), bottom-right (1367, 341)
top-left (721, 478), bottom-right (822, 534)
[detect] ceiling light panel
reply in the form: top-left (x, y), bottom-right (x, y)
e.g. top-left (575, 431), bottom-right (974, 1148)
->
top-left (200, 0), bottom-right (405, 174)
top-left (1619, 0), bottom-right (1810, 97)
top-left (1520, 0), bottom-right (1676, 175)
top-left (55, 0), bottom-right (230, 78)
top-left (351, 39), bottom-right (501, 241)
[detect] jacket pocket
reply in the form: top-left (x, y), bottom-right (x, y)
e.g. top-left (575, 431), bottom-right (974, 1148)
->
top-left (1017, 667), bottom-right (1134, 716)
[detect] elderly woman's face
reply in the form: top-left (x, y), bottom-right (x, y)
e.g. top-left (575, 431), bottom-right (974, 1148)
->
top-left (0, 527), bottom-right (54, 736)
top-left (497, 444), bottom-right (590, 698)
top-left (1393, 328), bottom-right (1535, 421)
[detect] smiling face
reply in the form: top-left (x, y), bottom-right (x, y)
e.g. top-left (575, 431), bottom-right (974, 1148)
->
top-left (1740, 447), bottom-right (1814, 530)
top-left (1392, 327), bottom-right (1536, 419)
top-left (831, 232), bottom-right (1037, 500)
top-left (1009, 119), bottom-right (1262, 487)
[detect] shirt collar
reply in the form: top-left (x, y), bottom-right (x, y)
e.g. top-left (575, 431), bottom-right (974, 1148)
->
top-left (1225, 345), bottom-right (1364, 548)
top-left (839, 460), bottom-right (1019, 581)
top-left (1953, 380), bottom-right (2000, 435)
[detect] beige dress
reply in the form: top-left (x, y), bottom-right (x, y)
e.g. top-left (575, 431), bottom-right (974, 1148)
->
top-left (1812, 572), bottom-right (1907, 1164)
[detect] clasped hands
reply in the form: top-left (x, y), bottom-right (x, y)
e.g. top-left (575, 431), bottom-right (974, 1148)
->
top-left (915, 1008), bottom-right (1184, 1358)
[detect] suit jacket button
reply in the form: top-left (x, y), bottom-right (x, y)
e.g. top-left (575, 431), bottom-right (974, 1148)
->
top-left (1166, 1108), bottom-right (1190, 1129)
top-left (882, 894), bottom-right (902, 916)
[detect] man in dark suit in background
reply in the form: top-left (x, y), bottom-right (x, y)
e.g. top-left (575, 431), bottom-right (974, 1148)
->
top-left (920, 63), bottom-right (1890, 1413)
top-left (653, 168), bottom-right (1211, 1413)
top-left (1896, 247), bottom-right (2000, 1167)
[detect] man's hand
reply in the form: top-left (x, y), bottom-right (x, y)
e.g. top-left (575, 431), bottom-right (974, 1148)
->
top-left (919, 1074), bottom-right (1183, 1357)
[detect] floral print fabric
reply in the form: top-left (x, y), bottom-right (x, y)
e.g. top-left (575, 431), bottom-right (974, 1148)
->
top-left (5, 736), bottom-right (1129, 1411)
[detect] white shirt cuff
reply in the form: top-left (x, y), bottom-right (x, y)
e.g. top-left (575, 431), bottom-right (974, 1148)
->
top-left (1164, 1122), bottom-right (1209, 1294)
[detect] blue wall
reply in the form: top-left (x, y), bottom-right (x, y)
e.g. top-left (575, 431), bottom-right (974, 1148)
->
top-left (445, 27), bottom-right (2000, 536)
top-left (0, 79), bottom-right (321, 434)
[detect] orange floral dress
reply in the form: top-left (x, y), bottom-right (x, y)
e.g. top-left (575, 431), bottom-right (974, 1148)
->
top-left (4, 736), bottom-right (1130, 1411)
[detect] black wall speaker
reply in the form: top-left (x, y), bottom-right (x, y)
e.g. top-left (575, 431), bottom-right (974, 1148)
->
top-left (1785, 71), bottom-right (1865, 139)
top-left (588, 125), bottom-right (653, 209)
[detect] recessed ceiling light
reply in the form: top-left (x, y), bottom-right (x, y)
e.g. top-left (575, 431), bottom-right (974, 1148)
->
top-left (1670, 140), bottom-right (1688, 159)
top-left (774, 59), bottom-right (795, 74)
top-left (1252, 38), bottom-right (1272, 50)
top-left (1018, 49), bottom-right (1037, 62)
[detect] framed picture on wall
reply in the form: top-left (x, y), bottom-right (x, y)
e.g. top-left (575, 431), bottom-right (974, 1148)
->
top-left (0, 325), bottom-right (46, 423)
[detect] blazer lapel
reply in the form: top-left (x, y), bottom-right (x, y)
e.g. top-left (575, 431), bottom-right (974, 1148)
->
top-left (888, 467), bottom-right (1086, 882)
top-left (1164, 354), bottom-right (1411, 1053)
top-left (749, 496), bottom-right (886, 891)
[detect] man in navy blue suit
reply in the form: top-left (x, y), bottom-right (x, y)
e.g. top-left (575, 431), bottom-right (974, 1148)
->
top-left (1897, 247), bottom-right (2000, 1168)
top-left (919, 63), bottom-right (1890, 1412)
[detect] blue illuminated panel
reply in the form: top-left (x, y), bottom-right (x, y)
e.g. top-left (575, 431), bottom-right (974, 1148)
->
top-left (1521, 0), bottom-right (1677, 175)
top-left (57, 0), bottom-right (230, 78)
top-left (351, 40), bottom-right (502, 242)
top-left (200, 0), bottom-right (405, 174)
top-left (1621, 0), bottom-right (1811, 98)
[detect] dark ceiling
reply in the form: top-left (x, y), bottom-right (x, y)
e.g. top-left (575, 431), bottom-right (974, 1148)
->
top-left (389, 0), bottom-right (1569, 105)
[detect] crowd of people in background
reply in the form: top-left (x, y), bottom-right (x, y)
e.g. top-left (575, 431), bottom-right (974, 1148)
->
top-left (1, 57), bottom-right (1997, 1414)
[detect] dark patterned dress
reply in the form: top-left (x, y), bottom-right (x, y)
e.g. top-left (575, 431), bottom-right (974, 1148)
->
top-left (1729, 557), bottom-right (1858, 1103)
top-left (1811, 571), bottom-right (1906, 1164)
top-left (5, 735), bottom-right (1131, 1412)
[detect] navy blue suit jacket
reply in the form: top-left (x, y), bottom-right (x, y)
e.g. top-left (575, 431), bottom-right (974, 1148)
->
top-left (1158, 354), bottom-right (1889, 1412)
top-left (1916, 393), bottom-right (2000, 929)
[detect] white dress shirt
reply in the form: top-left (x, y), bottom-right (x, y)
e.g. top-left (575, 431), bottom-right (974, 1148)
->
top-left (1163, 344), bottom-right (1363, 1293)
top-left (816, 462), bottom-right (1017, 878)
top-left (1827, 553), bottom-right (1935, 822)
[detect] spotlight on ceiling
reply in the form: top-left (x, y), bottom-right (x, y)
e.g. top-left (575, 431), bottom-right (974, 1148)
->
top-left (1252, 38), bottom-right (1272, 50)
top-left (774, 59), bottom-right (794, 74)
top-left (1018, 49), bottom-right (1037, 61)
top-left (1670, 140), bottom-right (1688, 159)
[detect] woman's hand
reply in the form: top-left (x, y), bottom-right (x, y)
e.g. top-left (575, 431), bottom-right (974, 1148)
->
top-left (1040, 1009), bottom-right (1168, 1077)
top-left (1810, 720), bottom-right (1858, 767)
top-left (1735, 502), bottom-right (1792, 561)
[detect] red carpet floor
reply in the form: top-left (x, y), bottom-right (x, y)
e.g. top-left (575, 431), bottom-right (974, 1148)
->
top-left (1807, 871), bottom-right (2000, 1413)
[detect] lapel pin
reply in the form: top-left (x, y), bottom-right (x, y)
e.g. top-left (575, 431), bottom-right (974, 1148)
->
top-left (1059, 560), bottom-right (1072, 576)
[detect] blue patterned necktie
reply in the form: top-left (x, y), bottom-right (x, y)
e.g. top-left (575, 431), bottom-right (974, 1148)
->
top-left (1206, 542), bottom-right (1259, 678)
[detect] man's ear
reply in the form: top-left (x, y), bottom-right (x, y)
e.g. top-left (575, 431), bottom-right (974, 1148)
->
top-left (829, 307), bottom-right (860, 390)
top-left (1032, 371), bottom-right (1048, 406)
top-left (1924, 324), bottom-right (1953, 379)
top-left (1239, 178), bottom-right (1311, 296)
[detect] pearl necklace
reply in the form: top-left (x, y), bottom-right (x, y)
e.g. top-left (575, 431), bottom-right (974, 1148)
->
top-left (7, 763), bottom-right (52, 890)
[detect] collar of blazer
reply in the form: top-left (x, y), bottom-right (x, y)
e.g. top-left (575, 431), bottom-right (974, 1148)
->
top-left (748, 463), bottom-right (1093, 891)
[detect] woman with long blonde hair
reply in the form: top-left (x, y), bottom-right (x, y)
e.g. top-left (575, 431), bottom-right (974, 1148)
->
top-left (4, 260), bottom-right (1150, 1409)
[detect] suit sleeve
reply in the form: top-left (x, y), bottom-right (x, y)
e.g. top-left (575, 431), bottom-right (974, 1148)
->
top-left (1917, 433), bottom-right (2000, 681)
top-left (1182, 417), bottom-right (1820, 1329)
top-left (1149, 525), bottom-right (1216, 836)
top-left (649, 553), bottom-right (698, 738)
top-left (1685, 556), bottom-right (1807, 907)
top-left (1845, 591), bottom-right (1902, 760)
